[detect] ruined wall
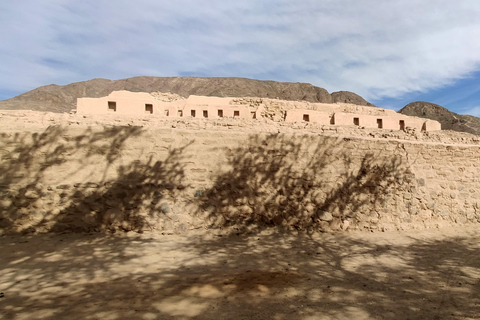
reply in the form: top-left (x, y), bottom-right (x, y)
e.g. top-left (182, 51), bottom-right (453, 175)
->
top-left (1, 125), bottom-right (479, 235)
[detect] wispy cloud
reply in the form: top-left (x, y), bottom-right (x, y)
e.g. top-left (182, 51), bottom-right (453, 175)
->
top-left (460, 106), bottom-right (480, 117)
top-left (1, 0), bottom-right (480, 103)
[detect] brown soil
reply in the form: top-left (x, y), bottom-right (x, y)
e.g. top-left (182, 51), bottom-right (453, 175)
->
top-left (1, 226), bottom-right (480, 320)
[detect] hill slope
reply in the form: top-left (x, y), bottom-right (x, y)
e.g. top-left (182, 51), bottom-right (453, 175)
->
top-left (0, 77), bottom-right (374, 113)
top-left (399, 101), bottom-right (480, 135)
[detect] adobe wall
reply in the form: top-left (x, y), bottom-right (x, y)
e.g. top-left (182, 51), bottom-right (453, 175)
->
top-left (77, 91), bottom-right (163, 115)
top-left (77, 91), bottom-right (441, 132)
top-left (1, 124), bottom-right (479, 235)
top-left (284, 109), bottom-right (331, 124)
top-left (285, 109), bottom-right (439, 132)
top-left (333, 112), bottom-right (427, 130)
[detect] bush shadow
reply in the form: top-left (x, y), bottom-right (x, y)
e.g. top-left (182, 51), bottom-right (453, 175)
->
top-left (1, 228), bottom-right (479, 319)
top-left (198, 133), bottom-right (413, 232)
top-left (0, 125), bottom-right (192, 234)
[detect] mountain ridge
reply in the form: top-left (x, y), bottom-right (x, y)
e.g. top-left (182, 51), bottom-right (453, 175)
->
top-left (0, 76), bottom-right (374, 113)
top-left (398, 101), bottom-right (480, 135)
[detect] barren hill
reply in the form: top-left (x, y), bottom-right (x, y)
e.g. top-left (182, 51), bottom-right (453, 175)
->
top-left (399, 101), bottom-right (480, 135)
top-left (0, 77), bottom-right (374, 113)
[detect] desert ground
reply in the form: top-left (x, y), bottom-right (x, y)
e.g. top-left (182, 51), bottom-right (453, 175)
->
top-left (1, 225), bottom-right (480, 320)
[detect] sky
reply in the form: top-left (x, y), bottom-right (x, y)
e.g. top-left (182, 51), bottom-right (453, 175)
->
top-left (1, 0), bottom-right (480, 115)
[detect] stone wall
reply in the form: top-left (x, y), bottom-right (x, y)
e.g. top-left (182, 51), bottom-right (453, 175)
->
top-left (1, 124), bottom-right (479, 235)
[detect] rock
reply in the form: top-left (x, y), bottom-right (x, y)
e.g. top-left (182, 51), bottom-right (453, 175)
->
top-left (175, 223), bottom-right (188, 233)
top-left (304, 203), bottom-right (315, 213)
top-left (102, 208), bottom-right (124, 225)
top-left (83, 212), bottom-right (98, 225)
top-left (24, 190), bottom-right (39, 199)
top-left (121, 221), bottom-right (132, 232)
top-left (455, 216), bottom-right (468, 224)
top-left (32, 199), bottom-right (44, 209)
top-left (319, 221), bottom-right (331, 232)
top-left (73, 190), bottom-right (84, 198)
top-left (167, 214), bottom-right (180, 222)
top-left (330, 219), bottom-right (342, 231)
top-left (84, 182), bottom-right (100, 188)
top-left (56, 184), bottom-right (70, 190)
top-left (341, 220), bottom-right (350, 231)
top-left (272, 214), bottom-right (284, 225)
top-left (160, 202), bottom-right (171, 214)
top-left (13, 198), bottom-right (30, 208)
top-left (105, 199), bottom-right (118, 208)
top-left (194, 190), bottom-right (205, 197)
top-left (317, 210), bottom-right (333, 222)
top-left (51, 222), bottom-right (70, 232)
top-left (417, 178), bottom-right (425, 187)
top-left (0, 198), bottom-right (13, 209)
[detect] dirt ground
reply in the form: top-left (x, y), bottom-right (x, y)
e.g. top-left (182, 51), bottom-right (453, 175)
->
top-left (1, 226), bottom-right (479, 320)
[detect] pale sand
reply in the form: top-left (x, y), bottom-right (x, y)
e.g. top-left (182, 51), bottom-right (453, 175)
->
top-left (1, 226), bottom-right (480, 320)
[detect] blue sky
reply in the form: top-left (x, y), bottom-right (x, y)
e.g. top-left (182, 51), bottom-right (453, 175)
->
top-left (1, 1), bottom-right (480, 115)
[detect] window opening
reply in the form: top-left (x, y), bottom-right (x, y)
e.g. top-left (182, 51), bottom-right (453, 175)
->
top-left (191, 110), bottom-right (196, 117)
top-left (399, 120), bottom-right (405, 130)
top-left (145, 104), bottom-right (153, 114)
top-left (108, 101), bottom-right (116, 112)
top-left (234, 110), bottom-right (240, 117)
top-left (303, 114), bottom-right (310, 122)
top-left (203, 110), bottom-right (208, 118)
top-left (218, 109), bottom-right (223, 117)
top-left (353, 117), bottom-right (359, 126)
top-left (377, 118), bottom-right (383, 129)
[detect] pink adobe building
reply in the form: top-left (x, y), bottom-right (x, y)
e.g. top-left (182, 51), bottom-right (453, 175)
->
top-left (76, 91), bottom-right (257, 119)
top-left (285, 108), bottom-right (441, 131)
top-left (76, 90), bottom-right (441, 131)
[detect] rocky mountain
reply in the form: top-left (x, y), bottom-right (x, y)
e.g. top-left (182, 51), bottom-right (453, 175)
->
top-left (399, 101), bottom-right (480, 135)
top-left (0, 76), bottom-right (374, 113)
top-left (331, 91), bottom-right (375, 106)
